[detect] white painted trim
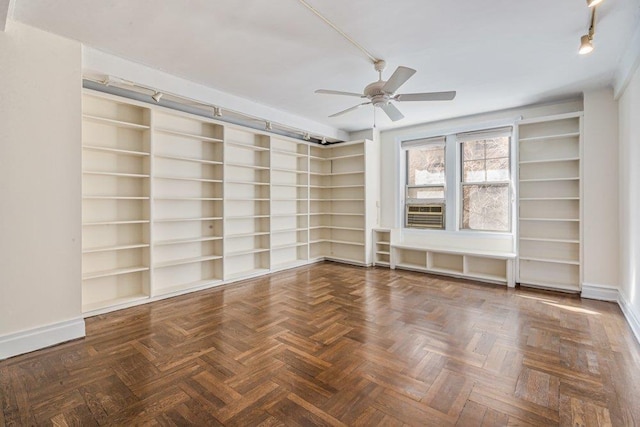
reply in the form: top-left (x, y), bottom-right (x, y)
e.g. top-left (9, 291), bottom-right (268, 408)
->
top-left (614, 23), bottom-right (640, 99)
top-left (618, 293), bottom-right (640, 345)
top-left (581, 283), bottom-right (619, 302)
top-left (0, 317), bottom-right (86, 360)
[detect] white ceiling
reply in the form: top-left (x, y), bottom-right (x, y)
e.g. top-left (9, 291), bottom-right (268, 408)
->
top-left (12, 0), bottom-right (640, 133)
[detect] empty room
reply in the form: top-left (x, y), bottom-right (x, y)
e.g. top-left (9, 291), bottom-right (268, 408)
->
top-left (1, 0), bottom-right (640, 425)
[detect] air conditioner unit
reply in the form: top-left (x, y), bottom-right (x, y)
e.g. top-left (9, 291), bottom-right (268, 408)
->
top-left (406, 204), bottom-right (445, 229)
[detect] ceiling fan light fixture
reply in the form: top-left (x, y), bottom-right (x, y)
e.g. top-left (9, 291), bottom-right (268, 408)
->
top-left (579, 34), bottom-right (594, 55)
top-left (586, 0), bottom-right (603, 7)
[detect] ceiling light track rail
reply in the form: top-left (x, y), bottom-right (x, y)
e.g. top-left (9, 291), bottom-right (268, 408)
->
top-left (82, 74), bottom-right (339, 145)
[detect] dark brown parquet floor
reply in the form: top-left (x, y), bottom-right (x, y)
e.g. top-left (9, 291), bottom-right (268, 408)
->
top-left (2, 262), bottom-right (640, 426)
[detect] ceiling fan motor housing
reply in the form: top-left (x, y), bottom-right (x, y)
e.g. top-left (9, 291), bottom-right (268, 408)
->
top-left (364, 80), bottom-right (391, 107)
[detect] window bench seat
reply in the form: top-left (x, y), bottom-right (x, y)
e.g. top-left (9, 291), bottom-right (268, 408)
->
top-left (390, 243), bottom-right (516, 287)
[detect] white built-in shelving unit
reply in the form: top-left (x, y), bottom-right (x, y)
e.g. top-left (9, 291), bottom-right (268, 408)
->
top-left (517, 112), bottom-right (582, 292)
top-left (81, 95), bottom-right (152, 312)
top-left (81, 90), bottom-right (377, 315)
top-left (373, 229), bottom-right (391, 266)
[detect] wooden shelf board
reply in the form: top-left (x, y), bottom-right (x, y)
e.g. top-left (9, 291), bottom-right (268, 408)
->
top-left (83, 220), bottom-right (150, 226)
top-left (154, 255), bottom-right (222, 269)
top-left (519, 157), bottom-right (580, 165)
top-left (272, 242), bottom-right (307, 250)
top-left (519, 218), bottom-right (579, 222)
top-left (154, 197), bottom-right (222, 201)
top-left (518, 132), bottom-right (580, 142)
top-left (155, 127), bottom-right (223, 142)
top-left (225, 215), bottom-right (270, 219)
top-left (154, 175), bottom-right (222, 183)
top-left (83, 114), bottom-right (150, 130)
top-left (519, 237), bottom-right (580, 244)
top-left (83, 243), bottom-right (149, 253)
top-left (82, 144), bottom-right (149, 157)
top-left (225, 180), bottom-right (270, 186)
top-left (226, 231), bottom-right (270, 238)
top-left (154, 236), bottom-right (223, 246)
top-left (83, 171), bottom-right (150, 178)
top-left (154, 217), bottom-right (222, 223)
top-left (225, 162), bottom-right (270, 170)
top-left (225, 248), bottom-right (270, 257)
top-left (519, 256), bottom-right (580, 265)
top-left (226, 141), bottom-right (270, 151)
top-left (83, 196), bottom-right (149, 200)
top-left (155, 154), bottom-right (223, 165)
top-left (519, 177), bottom-right (579, 183)
top-left (83, 266), bottom-right (149, 280)
top-left (519, 197), bottom-right (579, 201)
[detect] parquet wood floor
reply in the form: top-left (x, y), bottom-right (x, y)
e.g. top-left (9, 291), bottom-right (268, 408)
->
top-left (2, 262), bottom-right (640, 426)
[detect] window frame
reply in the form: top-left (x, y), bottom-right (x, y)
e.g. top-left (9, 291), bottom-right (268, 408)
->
top-left (458, 131), bottom-right (512, 233)
top-left (404, 140), bottom-right (447, 205)
top-left (398, 124), bottom-right (515, 235)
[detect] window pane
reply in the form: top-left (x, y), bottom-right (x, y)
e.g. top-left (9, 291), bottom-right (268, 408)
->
top-left (407, 145), bottom-right (445, 186)
top-left (463, 140), bottom-right (485, 160)
top-left (462, 184), bottom-right (510, 231)
top-left (463, 160), bottom-right (485, 182)
top-left (407, 186), bottom-right (445, 200)
top-left (486, 158), bottom-right (510, 181)
top-left (485, 137), bottom-right (509, 159)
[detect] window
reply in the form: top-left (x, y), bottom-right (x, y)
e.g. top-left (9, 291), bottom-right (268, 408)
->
top-left (459, 129), bottom-right (511, 232)
top-left (401, 126), bottom-right (513, 233)
top-left (403, 137), bottom-right (446, 229)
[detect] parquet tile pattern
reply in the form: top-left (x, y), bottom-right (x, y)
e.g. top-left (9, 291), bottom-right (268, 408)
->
top-left (2, 262), bottom-right (640, 426)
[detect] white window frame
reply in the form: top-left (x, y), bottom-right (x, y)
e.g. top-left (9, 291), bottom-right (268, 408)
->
top-left (397, 119), bottom-right (518, 236)
top-left (458, 128), bottom-right (513, 233)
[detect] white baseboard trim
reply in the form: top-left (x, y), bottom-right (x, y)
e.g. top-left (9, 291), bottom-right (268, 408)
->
top-left (0, 317), bottom-right (86, 360)
top-left (581, 283), bottom-right (620, 302)
top-left (618, 293), bottom-right (640, 345)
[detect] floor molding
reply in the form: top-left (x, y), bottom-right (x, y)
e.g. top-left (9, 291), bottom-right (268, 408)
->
top-left (581, 282), bottom-right (619, 302)
top-left (618, 293), bottom-right (640, 345)
top-left (0, 317), bottom-right (85, 360)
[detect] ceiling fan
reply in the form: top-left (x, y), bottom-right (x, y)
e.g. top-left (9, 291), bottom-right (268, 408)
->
top-left (315, 60), bottom-right (456, 122)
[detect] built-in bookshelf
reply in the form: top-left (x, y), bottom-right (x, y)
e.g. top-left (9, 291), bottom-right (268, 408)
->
top-left (224, 128), bottom-right (271, 280)
top-left (517, 112), bottom-right (582, 292)
top-left (373, 229), bottom-right (391, 266)
top-left (81, 93), bottom-right (151, 313)
top-left (309, 142), bottom-right (371, 265)
top-left (270, 136), bottom-right (310, 271)
top-left (81, 90), bottom-right (377, 315)
top-left (152, 110), bottom-right (224, 297)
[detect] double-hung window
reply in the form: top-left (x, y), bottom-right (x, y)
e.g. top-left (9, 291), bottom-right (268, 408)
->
top-left (402, 137), bottom-right (446, 229)
top-left (458, 128), bottom-right (512, 232)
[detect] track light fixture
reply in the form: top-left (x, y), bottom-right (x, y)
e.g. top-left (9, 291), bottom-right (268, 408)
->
top-left (213, 107), bottom-right (222, 117)
top-left (586, 0), bottom-right (603, 7)
top-left (151, 91), bottom-right (163, 103)
top-left (303, 133), bottom-right (311, 141)
top-left (579, 8), bottom-right (596, 55)
top-left (265, 121), bottom-right (272, 131)
top-left (320, 137), bottom-right (328, 145)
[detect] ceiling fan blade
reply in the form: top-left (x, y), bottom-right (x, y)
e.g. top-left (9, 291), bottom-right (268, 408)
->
top-left (315, 89), bottom-right (365, 97)
top-left (395, 91), bottom-right (457, 102)
top-left (382, 66), bottom-right (416, 94)
top-left (329, 102), bottom-right (372, 118)
top-left (380, 103), bottom-right (405, 121)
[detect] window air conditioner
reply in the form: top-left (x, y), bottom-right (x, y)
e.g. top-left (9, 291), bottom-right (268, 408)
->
top-left (406, 204), bottom-right (445, 229)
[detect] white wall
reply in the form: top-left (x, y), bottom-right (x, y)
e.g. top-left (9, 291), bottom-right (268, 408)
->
top-left (618, 63), bottom-right (640, 338)
top-left (0, 22), bottom-right (83, 357)
top-left (583, 89), bottom-right (619, 289)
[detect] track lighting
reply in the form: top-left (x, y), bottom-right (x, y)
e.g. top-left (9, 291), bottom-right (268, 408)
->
top-left (579, 8), bottom-right (596, 55)
top-left (303, 133), bottom-right (311, 141)
top-left (320, 137), bottom-right (328, 145)
top-left (151, 92), bottom-right (163, 103)
top-left (265, 121), bottom-right (272, 131)
top-left (579, 35), bottom-right (594, 55)
top-left (213, 107), bottom-right (222, 117)
top-left (586, 0), bottom-right (603, 7)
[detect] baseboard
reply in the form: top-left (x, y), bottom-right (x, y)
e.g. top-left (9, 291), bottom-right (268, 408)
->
top-left (581, 283), bottom-right (619, 302)
top-left (0, 317), bottom-right (86, 360)
top-left (618, 293), bottom-right (640, 345)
